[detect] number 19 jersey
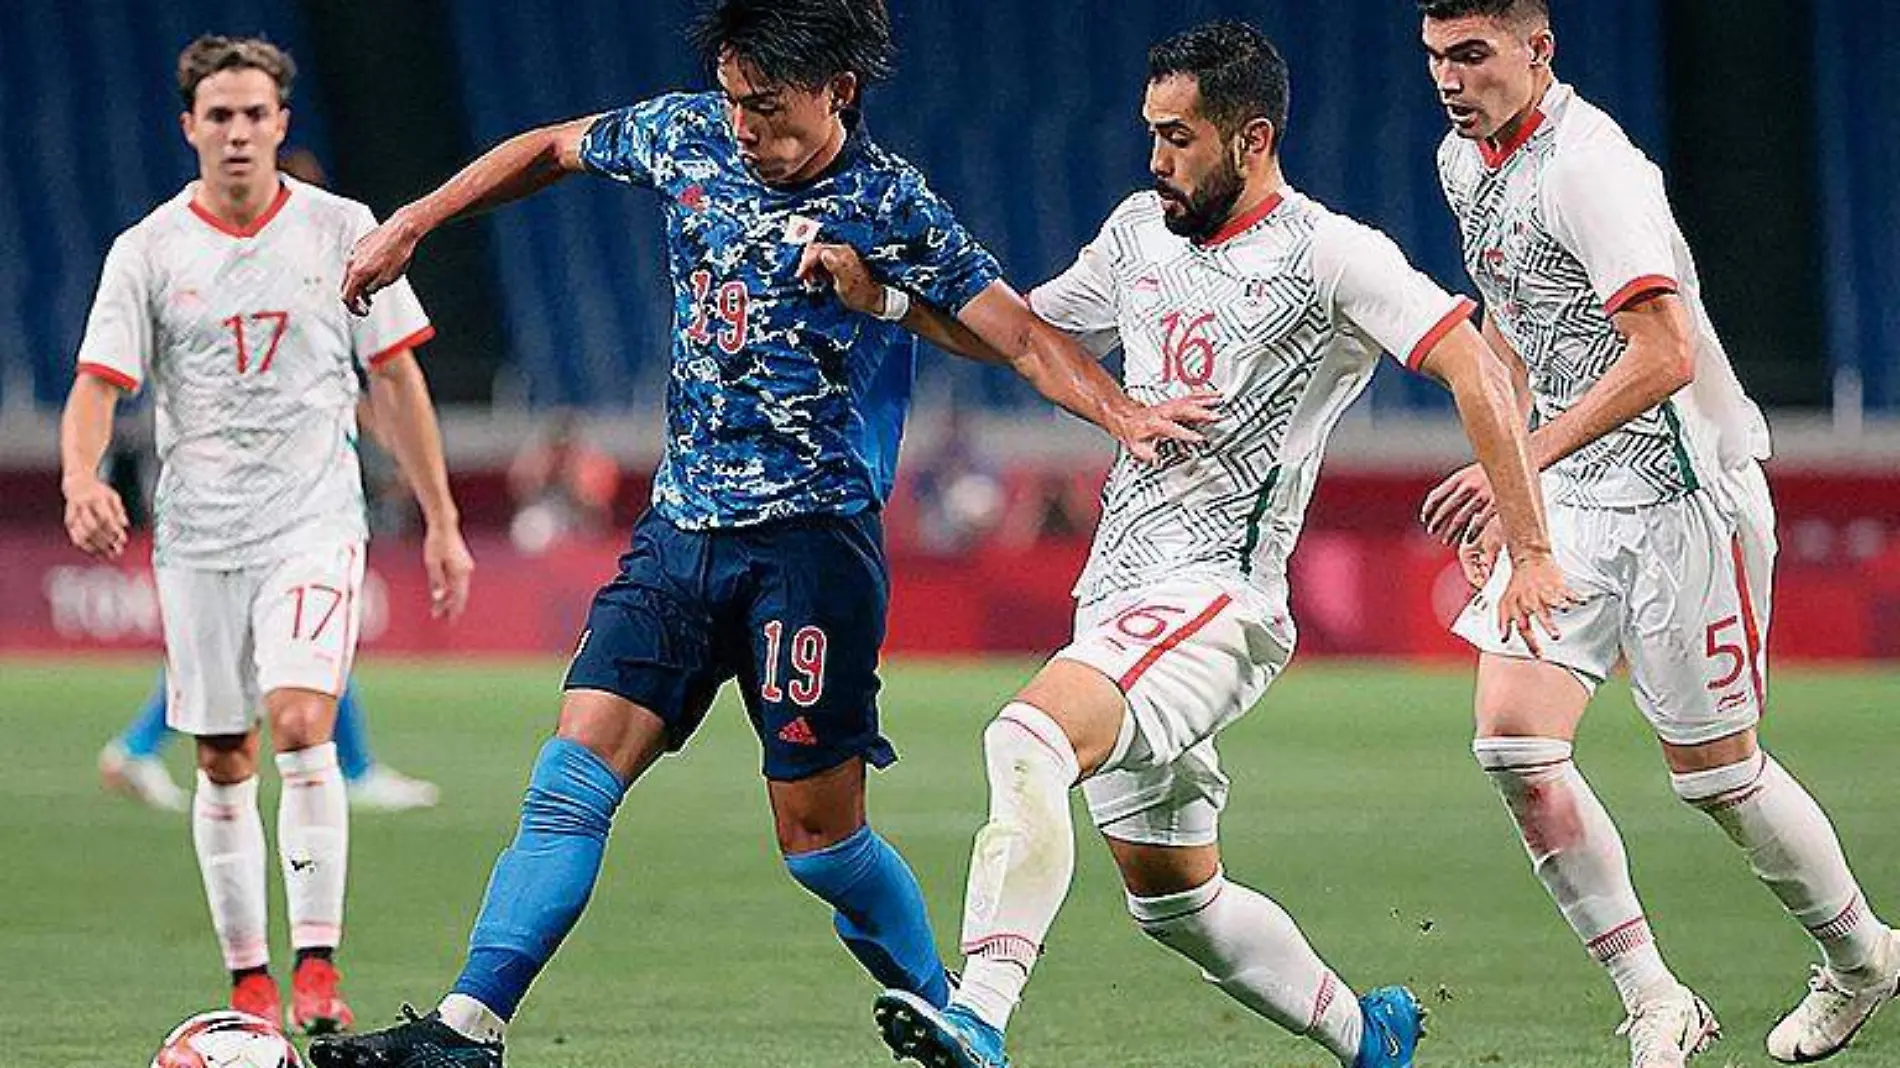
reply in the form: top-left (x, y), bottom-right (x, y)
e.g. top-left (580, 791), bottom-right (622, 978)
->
top-left (75, 177), bottom-right (433, 569)
top-left (1030, 189), bottom-right (1474, 627)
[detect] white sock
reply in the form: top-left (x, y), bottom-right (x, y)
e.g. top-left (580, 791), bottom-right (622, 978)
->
top-left (1129, 874), bottom-right (1364, 1066)
top-left (952, 703), bottom-right (1081, 1033)
top-left (193, 772), bottom-right (270, 970)
top-left (438, 993), bottom-right (508, 1045)
top-left (276, 742), bottom-right (349, 952)
top-left (1475, 737), bottom-right (1677, 1011)
top-left (1674, 751), bottom-right (1893, 975)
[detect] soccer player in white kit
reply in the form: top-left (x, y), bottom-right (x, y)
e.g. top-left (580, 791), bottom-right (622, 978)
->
top-left (1411, 2), bottom-right (1899, 1065)
top-left (801, 21), bottom-right (1574, 1068)
top-left (57, 36), bottom-right (473, 1035)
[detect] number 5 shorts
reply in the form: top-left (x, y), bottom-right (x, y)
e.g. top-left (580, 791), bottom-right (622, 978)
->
top-left (1454, 466), bottom-right (1775, 747)
top-left (1053, 578), bottom-right (1292, 848)
top-left (156, 541), bottom-right (366, 737)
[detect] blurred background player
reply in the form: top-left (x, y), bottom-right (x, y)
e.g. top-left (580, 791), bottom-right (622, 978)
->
top-left (99, 672), bottom-right (439, 813)
top-left (310, 1), bottom-right (1215, 1064)
top-left (58, 35), bottom-right (472, 1034)
top-left (1413, 1), bottom-right (1899, 1064)
top-left (803, 20), bottom-right (1573, 1068)
top-left (506, 409), bottom-right (620, 553)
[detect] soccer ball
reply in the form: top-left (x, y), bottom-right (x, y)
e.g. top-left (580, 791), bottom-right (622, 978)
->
top-left (151, 1011), bottom-right (302, 1068)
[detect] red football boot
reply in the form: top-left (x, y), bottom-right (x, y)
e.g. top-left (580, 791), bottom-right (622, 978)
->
top-left (230, 972), bottom-right (282, 1029)
top-left (289, 957), bottom-right (355, 1036)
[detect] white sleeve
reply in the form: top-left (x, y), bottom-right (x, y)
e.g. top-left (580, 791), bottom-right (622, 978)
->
top-left (346, 206), bottom-right (435, 370)
top-left (1543, 150), bottom-right (1681, 314)
top-left (1028, 228), bottom-right (1121, 359)
top-left (1313, 216), bottom-right (1475, 372)
top-left (75, 234), bottom-right (153, 392)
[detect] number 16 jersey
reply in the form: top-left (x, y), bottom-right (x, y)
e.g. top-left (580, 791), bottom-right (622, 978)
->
top-left (1031, 188), bottom-right (1473, 627)
top-left (75, 177), bottom-right (433, 569)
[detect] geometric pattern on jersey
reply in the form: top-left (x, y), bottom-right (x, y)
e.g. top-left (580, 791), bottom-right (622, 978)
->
top-left (579, 93), bottom-right (1001, 530)
top-left (1439, 89), bottom-right (1696, 508)
top-left (1032, 189), bottom-right (1469, 617)
top-left (75, 177), bottom-right (431, 568)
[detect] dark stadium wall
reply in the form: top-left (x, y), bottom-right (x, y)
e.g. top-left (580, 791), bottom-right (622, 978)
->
top-left (1663, 0), bottom-right (1828, 409)
top-left (295, 0), bottom-right (507, 404)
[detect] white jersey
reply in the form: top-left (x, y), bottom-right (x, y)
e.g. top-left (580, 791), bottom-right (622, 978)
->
top-left (1438, 81), bottom-right (1770, 509)
top-left (76, 177), bottom-right (433, 569)
top-left (1031, 188), bottom-right (1474, 628)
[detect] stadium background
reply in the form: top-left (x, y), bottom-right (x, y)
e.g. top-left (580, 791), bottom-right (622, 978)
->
top-left (2, 0), bottom-right (1897, 661)
top-left (3, 4), bottom-right (1900, 1068)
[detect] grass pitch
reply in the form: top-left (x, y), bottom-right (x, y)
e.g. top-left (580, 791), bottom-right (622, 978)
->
top-left (2, 657), bottom-right (1896, 1067)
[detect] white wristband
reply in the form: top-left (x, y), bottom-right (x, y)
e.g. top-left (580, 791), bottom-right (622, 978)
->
top-left (875, 285), bottom-right (911, 322)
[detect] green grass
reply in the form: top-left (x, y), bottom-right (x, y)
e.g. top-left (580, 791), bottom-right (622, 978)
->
top-left (2, 657), bottom-right (1897, 1067)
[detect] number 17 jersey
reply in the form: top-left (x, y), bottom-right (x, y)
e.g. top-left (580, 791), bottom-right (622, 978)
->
top-left (75, 177), bottom-right (433, 569)
top-left (1030, 189), bottom-right (1473, 626)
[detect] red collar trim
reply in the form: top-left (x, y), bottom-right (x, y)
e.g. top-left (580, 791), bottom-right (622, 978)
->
top-left (1197, 191), bottom-right (1285, 248)
top-left (1479, 108), bottom-right (1546, 170)
top-left (190, 182), bottom-right (292, 238)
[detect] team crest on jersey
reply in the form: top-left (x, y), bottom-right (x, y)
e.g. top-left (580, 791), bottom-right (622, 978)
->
top-left (782, 214), bottom-right (822, 246)
top-left (679, 184), bottom-right (707, 212)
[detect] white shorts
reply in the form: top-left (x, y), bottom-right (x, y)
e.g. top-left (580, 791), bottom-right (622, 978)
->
top-left (157, 542), bottom-right (366, 737)
top-left (1454, 465), bottom-right (1774, 746)
top-left (1054, 579), bottom-right (1291, 847)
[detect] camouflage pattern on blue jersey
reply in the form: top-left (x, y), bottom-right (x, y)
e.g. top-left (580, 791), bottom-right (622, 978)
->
top-left (579, 92), bottom-right (1002, 529)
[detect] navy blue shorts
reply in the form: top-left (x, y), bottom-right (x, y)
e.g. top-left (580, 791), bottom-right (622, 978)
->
top-left (564, 508), bottom-right (896, 781)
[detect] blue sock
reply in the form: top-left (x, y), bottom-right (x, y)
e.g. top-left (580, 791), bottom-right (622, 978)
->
top-left (784, 825), bottom-right (950, 1007)
top-left (451, 738), bottom-right (628, 1020)
top-left (120, 674), bottom-right (172, 759)
top-left (333, 679), bottom-right (373, 782)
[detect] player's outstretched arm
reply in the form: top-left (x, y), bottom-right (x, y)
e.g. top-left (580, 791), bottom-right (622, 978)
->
top-left (59, 374), bottom-right (130, 560)
top-left (795, 242), bottom-right (1217, 463)
top-left (342, 115), bottom-right (599, 315)
top-left (1420, 312), bottom-right (1530, 542)
top-left (1416, 322), bottom-right (1580, 654)
top-left (367, 351), bottom-right (474, 620)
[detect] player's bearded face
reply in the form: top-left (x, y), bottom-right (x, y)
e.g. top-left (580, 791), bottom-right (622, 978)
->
top-left (1145, 78), bottom-right (1248, 242)
top-left (1422, 16), bottom-right (1549, 142)
top-left (716, 54), bottom-right (849, 186)
top-left (181, 68), bottom-right (289, 188)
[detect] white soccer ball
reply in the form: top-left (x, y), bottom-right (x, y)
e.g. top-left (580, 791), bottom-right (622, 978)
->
top-left (151, 1011), bottom-right (303, 1068)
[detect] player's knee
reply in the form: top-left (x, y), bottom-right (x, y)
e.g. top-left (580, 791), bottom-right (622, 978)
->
top-left (982, 703), bottom-right (1082, 791)
top-left (266, 693), bottom-right (336, 751)
top-left (196, 733), bottom-right (256, 783)
top-left (1126, 873), bottom-right (1227, 960)
top-left (1472, 735), bottom-right (1573, 797)
top-left (1669, 750), bottom-right (1767, 813)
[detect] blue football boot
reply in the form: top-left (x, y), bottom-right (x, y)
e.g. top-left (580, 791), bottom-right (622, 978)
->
top-left (1354, 985), bottom-right (1426, 1068)
top-left (874, 989), bottom-right (1009, 1068)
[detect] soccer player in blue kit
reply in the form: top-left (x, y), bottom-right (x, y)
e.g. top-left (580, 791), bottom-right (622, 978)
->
top-left (311, 2), bottom-right (1214, 1065)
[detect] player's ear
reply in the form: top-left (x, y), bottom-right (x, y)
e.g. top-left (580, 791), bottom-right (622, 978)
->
top-left (1234, 117), bottom-right (1274, 167)
top-left (1528, 29), bottom-right (1555, 68)
top-left (179, 110), bottom-right (194, 142)
top-left (828, 72), bottom-right (859, 114)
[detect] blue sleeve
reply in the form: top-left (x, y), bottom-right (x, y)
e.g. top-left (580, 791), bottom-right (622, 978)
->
top-left (578, 94), bottom-right (691, 188)
top-left (866, 169), bottom-right (1003, 315)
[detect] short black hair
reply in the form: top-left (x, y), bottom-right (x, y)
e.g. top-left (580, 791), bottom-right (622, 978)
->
top-left (1417, 0), bottom-right (1551, 25)
top-left (1148, 21), bottom-right (1290, 152)
top-left (177, 34), bottom-right (295, 111)
top-left (692, 0), bottom-right (895, 97)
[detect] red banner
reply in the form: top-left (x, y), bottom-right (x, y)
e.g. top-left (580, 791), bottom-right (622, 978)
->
top-left (8, 528), bottom-right (1900, 661)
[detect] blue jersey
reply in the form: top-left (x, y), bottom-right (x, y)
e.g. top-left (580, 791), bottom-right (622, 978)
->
top-left (578, 92), bottom-right (1003, 529)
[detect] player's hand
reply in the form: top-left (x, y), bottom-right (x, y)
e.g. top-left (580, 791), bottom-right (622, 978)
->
top-left (1111, 392), bottom-right (1223, 464)
top-left (423, 521), bottom-right (474, 621)
top-left (1458, 515), bottom-right (1505, 588)
top-left (342, 209), bottom-right (425, 316)
top-left (795, 242), bottom-right (888, 317)
top-left (1421, 462), bottom-right (1496, 545)
top-left (1495, 548), bottom-right (1583, 659)
top-left (62, 473), bottom-right (129, 560)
